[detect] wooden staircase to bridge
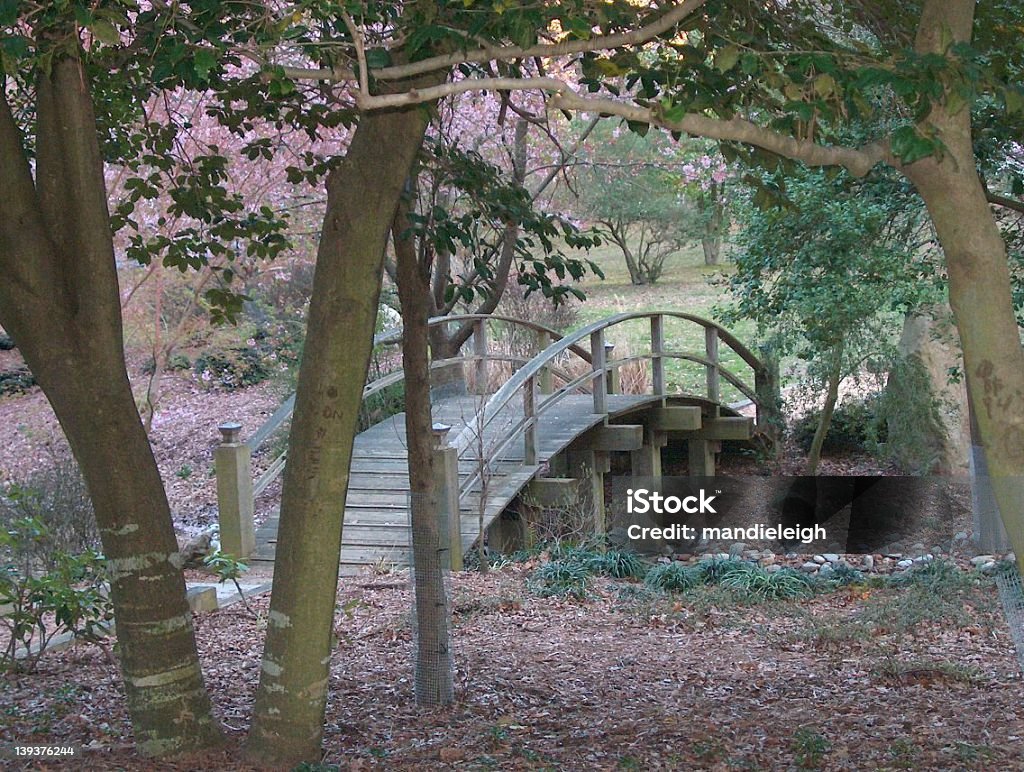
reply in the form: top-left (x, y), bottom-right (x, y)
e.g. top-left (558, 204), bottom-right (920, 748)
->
top-left (214, 312), bottom-right (779, 573)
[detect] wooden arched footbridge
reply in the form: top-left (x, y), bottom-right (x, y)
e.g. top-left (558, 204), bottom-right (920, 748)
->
top-left (213, 312), bottom-right (779, 573)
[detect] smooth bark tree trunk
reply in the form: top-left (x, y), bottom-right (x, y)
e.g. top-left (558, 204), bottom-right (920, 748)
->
top-left (0, 59), bottom-right (221, 756)
top-left (393, 192), bottom-right (455, 706)
top-left (701, 188), bottom-right (724, 266)
top-left (905, 0), bottom-right (1024, 571)
top-left (246, 94), bottom-right (438, 764)
top-left (806, 345), bottom-right (843, 475)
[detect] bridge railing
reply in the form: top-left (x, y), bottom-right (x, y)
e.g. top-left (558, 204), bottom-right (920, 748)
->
top-left (214, 313), bottom-right (590, 555)
top-left (449, 311), bottom-right (776, 507)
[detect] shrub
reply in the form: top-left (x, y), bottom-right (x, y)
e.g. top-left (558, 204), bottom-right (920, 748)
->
top-left (141, 352), bottom-right (191, 375)
top-left (645, 562), bottom-right (701, 593)
top-left (694, 556), bottom-right (738, 584)
top-left (791, 394), bottom-right (887, 454)
top-left (527, 558), bottom-right (592, 599)
top-left (824, 563), bottom-right (864, 586)
top-left (358, 380), bottom-right (406, 432)
top-left (1, 517), bottom-right (113, 672)
top-left (587, 549), bottom-right (647, 580)
top-left (193, 346), bottom-right (271, 390)
top-left (0, 365), bottom-right (35, 396)
top-left (887, 558), bottom-right (975, 593)
top-left (0, 332), bottom-right (16, 350)
top-left (716, 562), bottom-right (813, 601)
top-left (0, 457), bottom-right (98, 565)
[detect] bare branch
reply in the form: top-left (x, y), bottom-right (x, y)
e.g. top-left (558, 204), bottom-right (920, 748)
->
top-left (988, 191), bottom-right (1024, 216)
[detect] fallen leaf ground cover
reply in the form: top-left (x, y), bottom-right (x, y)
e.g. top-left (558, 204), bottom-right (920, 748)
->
top-left (2, 560), bottom-right (1021, 771)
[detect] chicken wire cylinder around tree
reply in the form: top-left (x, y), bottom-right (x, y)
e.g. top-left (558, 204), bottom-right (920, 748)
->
top-left (995, 564), bottom-right (1024, 674)
top-left (407, 490), bottom-right (455, 705)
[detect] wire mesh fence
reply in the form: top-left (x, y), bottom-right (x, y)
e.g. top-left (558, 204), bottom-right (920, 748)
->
top-left (995, 563), bottom-right (1024, 674)
top-left (407, 491), bottom-right (455, 705)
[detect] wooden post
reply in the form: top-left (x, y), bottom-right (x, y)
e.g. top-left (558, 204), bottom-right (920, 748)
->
top-left (705, 326), bottom-right (720, 414)
top-left (688, 438), bottom-right (715, 477)
top-left (215, 421), bottom-right (255, 558)
top-left (651, 314), bottom-right (665, 396)
top-left (630, 425), bottom-right (666, 481)
top-left (473, 317), bottom-right (488, 395)
top-left (432, 423), bottom-right (463, 571)
top-left (591, 328), bottom-right (607, 414)
top-left (536, 328), bottom-right (553, 395)
top-left (524, 374), bottom-right (539, 466)
top-left (567, 448), bottom-right (609, 543)
top-left (604, 342), bottom-right (620, 395)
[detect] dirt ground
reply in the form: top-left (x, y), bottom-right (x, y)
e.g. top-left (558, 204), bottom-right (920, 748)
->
top-left (2, 561), bottom-right (1022, 771)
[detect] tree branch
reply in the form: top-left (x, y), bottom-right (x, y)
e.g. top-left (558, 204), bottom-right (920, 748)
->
top-left (987, 191), bottom-right (1024, 215)
top-left (0, 85), bottom-right (54, 304)
top-left (549, 90), bottom-right (893, 178)
top-left (281, 1), bottom-right (706, 83)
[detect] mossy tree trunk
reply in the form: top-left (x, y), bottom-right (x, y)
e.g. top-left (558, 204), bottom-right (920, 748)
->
top-left (904, 0), bottom-right (1024, 572)
top-left (0, 57), bottom-right (221, 756)
top-left (245, 94), bottom-right (438, 764)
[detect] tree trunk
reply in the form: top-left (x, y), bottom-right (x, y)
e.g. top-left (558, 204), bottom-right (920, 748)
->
top-left (905, 0), bottom-right (1024, 571)
top-left (701, 188), bottom-right (724, 266)
top-left (246, 93), bottom-right (438, 763)
top-left (605, 222), bottom-right (644, 285)
top-left (394, 190), bottom-right (455, 706)
top-left (806, 345), bottom-right (843, 475)
top-left (0, 58), bottom-right (221, 756)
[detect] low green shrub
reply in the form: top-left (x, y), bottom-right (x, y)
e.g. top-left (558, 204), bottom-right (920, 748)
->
top-left (193, 346), bottom-right (271, 390)
top-left (1, 517), bottom-right (113, 672)
top-left (716, 562), bottom-right (813, 601)
top-left (791, 394), bottom-right (886, 454)
top-left (645, 562), bottom-right (701, 592)
top-left (887, 558), bottom-right (976, 593)
top-left (0, 332), bottom-right (16, 350)
top-left (587, 549), bottom-right (647, 580)
top-left (824, 563), bottom-right (864, 586)
top-left (527, 558), bottom-right (592, 599)
top-left (0, 366), bottom-right (35, 396)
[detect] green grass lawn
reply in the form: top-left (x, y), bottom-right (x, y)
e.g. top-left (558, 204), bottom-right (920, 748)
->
top-left (568, 240), bottom-right (759, 405)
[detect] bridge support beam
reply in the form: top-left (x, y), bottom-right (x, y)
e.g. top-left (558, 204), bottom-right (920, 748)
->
top-left (576, 424), bottom-right (644, 452)
top-left (649, 406), bottom-right (702, 432)
top-left (688, 439), bottom-right (716, 477)
top-left (567, 449), bottom-right (610, 543)
top-left (631, 426), bottom-right (667, 481)
top-left (488, 510), bottom-right (529, 555)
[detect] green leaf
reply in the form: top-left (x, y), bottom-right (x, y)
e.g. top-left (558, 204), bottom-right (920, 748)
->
top-left (812, 73), bottom-right (835, 98)
top-left (1005, 87), bottom-right (1024, 116)
top-left (193, 49), bottom-right (217, 82)
top-left (364, 48), bottom-right (392, 69)
top-left (0, 0), bottom-right (18, 26)
top-left (715, 45), bottom-right (741, 73)
top-left (89, 19), bottom-right (120, 46)
top-left (890, 126), bottom-right (938, 164)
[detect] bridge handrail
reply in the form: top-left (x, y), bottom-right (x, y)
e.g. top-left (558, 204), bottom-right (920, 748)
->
top-left (244, 312), bottom-right (590, 498)
top-left (450, 311), bottom-right (770, 502)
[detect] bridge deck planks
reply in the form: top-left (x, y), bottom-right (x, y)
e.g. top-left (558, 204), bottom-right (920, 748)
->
top-left (251, 392), bottom-right (662, 571)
